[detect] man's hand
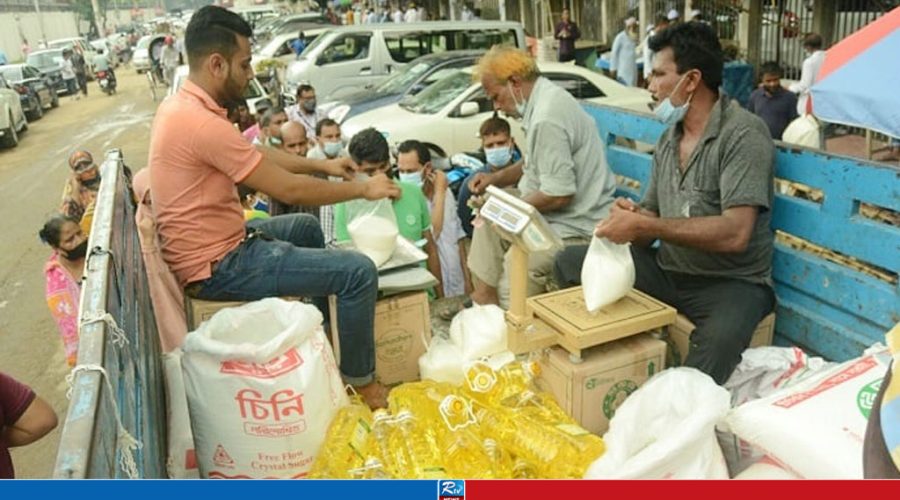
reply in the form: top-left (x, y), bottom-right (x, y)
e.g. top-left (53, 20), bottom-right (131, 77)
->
top-left (363, 174), bottom-right (401, 201)
top-left (325, 157), bottom-right (356, 180)
top-left (429, 169), bottom-right (448, 192)
top-left (611, 197), bottom-right (639, 213)
top-left (468, 172), bottom-right (493, 194)
top-left (594, 208), bottom-right (647, 244)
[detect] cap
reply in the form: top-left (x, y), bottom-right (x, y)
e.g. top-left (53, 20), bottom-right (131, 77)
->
top-left (625, 17), bottom-right (637, 27)
top-left (647, 23), bottom-right (655, 33)
top-left (690, 9), bottom-right (702, 19)
top-left (68, 150), bottom-right (93, 169)
top-left (667, 8), bottom-right (680, 20)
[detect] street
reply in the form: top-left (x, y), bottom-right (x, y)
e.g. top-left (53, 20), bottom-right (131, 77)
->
top-left (0, 68), bottom-right (159, 478)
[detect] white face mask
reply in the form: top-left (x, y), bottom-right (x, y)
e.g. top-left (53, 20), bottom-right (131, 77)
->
top-left (507, 81), bottom-right (526, 118)
top-left (653, 73), bottom-right (694, 125)
top-left (398, 170), bottom-right (424, 187)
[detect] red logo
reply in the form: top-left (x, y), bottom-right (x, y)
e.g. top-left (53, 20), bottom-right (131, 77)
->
top-left (212, 445), bottom-right (235, 468)
top-left (220, 349), bottom-right (303, 379)
top-left (773, 357), bottom-right (878, 408)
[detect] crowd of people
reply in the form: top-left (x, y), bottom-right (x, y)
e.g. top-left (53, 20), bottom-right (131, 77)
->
top-left (12, 4), bottom-right (895, 480)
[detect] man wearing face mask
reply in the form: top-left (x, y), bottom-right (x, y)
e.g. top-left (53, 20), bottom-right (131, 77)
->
top-left (287, 84), bottom-right (327, 145)
top-left (397, 139), bottom-right (468, 298)
top-left (554, 22), bottom-right (775, 385)
top-left (254, 106), bottom-right (288, 147)
top-left (464, 46), bottom-right (615, 309)
top-left (456, 116), bottom-right (523, 239)
top-left (61, 150), bottom-right (101, 235)
top-left (309, 118), bottom-right (349, 244)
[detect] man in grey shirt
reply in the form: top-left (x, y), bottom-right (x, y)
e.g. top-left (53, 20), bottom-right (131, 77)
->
top-left (467, 46), bottom-right (615, 309)
top-left (555, 22), bottom-right (775, 384)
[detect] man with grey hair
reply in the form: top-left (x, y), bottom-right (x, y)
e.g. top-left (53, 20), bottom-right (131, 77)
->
top-left (253, 106), bottom-right (288, 147)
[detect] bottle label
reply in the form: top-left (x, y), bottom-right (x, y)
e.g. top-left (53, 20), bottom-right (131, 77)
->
top-left (349, 418), bottom-right (371, 459)
top-left (555, 423), bottom-right (589, 437)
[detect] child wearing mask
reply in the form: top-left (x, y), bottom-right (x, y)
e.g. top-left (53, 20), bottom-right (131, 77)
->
top-left (396, 139), bottom-right (469, 297)
top-left (237, 184), bottom-right (271, 221)
top-left (333, 129), bottom-right (443, 297)
top-left (456, 116), bottom-right (523, 238)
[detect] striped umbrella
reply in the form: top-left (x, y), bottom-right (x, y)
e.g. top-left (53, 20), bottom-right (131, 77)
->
top-left (810, 7), bottom-right (900, 138)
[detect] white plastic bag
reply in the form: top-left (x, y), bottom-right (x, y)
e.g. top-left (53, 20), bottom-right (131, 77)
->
top-left (724, 347), bottom-right (890, 479)
top-left (724, 346), bottom-right (833, 407)
top-left (345, 198), bottom-right (399, 267)
top-left (448, 304), bottom-right (508, 361)
top-left (584, 368), bottom-right (731, 479)
top-left (418, 336), bottom-right (465, 385)
top-left (162, 349), bottom-right (199, 479)
top-left (581, 237), bottom-right (635, 313)
top-left (182, 298), bottom-right (348, 479)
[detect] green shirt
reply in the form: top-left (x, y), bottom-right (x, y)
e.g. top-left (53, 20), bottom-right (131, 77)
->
top-left (334, 181), bottom-right (431, 244)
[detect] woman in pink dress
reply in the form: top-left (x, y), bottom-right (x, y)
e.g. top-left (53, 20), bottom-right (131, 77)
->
top-left (39, 214), bottom-right (87, 367)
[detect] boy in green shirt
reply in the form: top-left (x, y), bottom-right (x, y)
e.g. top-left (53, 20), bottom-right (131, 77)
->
top-left (333, 128), bottom-right (443, 297)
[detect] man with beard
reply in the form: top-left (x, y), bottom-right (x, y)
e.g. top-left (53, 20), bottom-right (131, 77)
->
top-left (60, 150), bottom-right (102, 234)
top-left (148, 6), bottom-right (400, 409)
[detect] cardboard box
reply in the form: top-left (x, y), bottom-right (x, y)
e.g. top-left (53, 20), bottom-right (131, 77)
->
top-left (667, 313), bottom-right (775, 365)
top-left (330, 291), bottom-right (431, 386)
top-left (185, 298), bottom-right (248, 331)
top-left (185, 296), bottom-right (304, 331)
top-left (536, 333), bottom-right (667, 435)
top-left (527, 287), bottom-right (676, 356)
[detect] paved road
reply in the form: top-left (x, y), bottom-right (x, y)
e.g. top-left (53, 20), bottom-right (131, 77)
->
top-left (1, 68), bottom-right (159, 478)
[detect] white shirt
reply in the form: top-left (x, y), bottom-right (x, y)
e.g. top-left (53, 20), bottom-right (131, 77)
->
top-left (392, 10), bottom-right (403, 23)
top-left (610, 31), bottom-right (638, 87)
top-left (641, 31), bottom-right (655, 79)
top-left (404, 8), bottom-right (418, 23)
top-left (60, 58), bottom-right (76, 80)
top-left (161, 45), bottom-right (180, 69)
top-left (789, 50), bottom-right (826, 116)
top-left (286, 104), bottom-right (327, 143)
top-left (461, 8), bottom-right (473, 21)
top-left (429, 187), bottom-right (466, 297)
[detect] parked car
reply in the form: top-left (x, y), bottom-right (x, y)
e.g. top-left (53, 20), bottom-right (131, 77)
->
top-left (48, 37), bottom-right (98, 79)
top-left (0, 64), bottom-right (58, 119)
top-left (25, 49), bottom-right (68, 95)
top-left (88, 38), bottom-right (120, 68)
top-left (251, 29), bottom-right (328, 73)
top-left (341, 62), bottom-right (653, 154)
top-left (253, 12), bottom-right (330, 44)
top-left (132, 35), bottom-right (163, 74)
top-left (0, 75), bottom-right (28, 148)
top-left (320, 50), bottom-right (485, 124)
top-left (168, 65), bottom-right (271, 115)
top-left (284, 21), bottom-right (527, 100)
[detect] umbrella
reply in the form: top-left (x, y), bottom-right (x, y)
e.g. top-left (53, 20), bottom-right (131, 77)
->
top-left (810, 7), bottom-right (900, 138)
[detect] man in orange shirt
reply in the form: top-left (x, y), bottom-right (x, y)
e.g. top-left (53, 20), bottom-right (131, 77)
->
top-left (148, 6), bottom-right (400, 408)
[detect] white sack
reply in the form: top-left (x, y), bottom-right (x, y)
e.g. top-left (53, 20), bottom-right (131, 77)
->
top-left (162, 349), bottom-right (199, 479)
top-left (182, 298), bottom-right (348, 479)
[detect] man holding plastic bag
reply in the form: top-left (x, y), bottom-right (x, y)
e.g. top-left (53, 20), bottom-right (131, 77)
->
top-left (149, 6), bottom-right (400, 408)
top-left (465, 46), bottom-right (616, 309)
top-left (555, 22), bottom-right (775, 385)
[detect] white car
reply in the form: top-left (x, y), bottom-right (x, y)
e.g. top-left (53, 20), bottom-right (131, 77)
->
top-left (0, 74), bottom-right (28, 148)
top-left (168, 65), bottom-right (272, 115)
top-left (132, 35), bottom-right (159, 74)
top-left (341, 62), bottom-right (653, 154)
top-left (250, 29), bottom-right (326, 75)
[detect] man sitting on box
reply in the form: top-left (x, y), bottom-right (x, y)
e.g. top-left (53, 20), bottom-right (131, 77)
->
top-left (554, 22), bottom-right (776, 385)
top-left (148, 6), bottom-right (400, 409)
top-left (464, 46), bottom-right (617, 310)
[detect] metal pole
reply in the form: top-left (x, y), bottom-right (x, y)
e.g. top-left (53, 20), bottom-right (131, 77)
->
top-left (33, 0), bottom-right (47, 45)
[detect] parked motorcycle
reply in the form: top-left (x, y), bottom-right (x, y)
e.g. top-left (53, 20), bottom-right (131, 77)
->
top-left (96, 70), bottom-right (117, 95)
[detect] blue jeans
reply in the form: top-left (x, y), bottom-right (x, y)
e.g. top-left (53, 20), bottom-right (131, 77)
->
top-left (192, 214), bottom-right (378, 385)
top-left (456, 172), bottom-right (478, 238)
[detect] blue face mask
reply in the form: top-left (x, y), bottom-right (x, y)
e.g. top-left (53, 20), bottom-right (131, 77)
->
top-left (323, 141), bottom-right (343, 158)
top-left (653, 74), bottom-right (694, 125)
top-left (252, 197), bottom-right (269, 213)
top-left (485, 145), bottom-right (512, 167)
top-left (398, 170), bottom-right (424, 187)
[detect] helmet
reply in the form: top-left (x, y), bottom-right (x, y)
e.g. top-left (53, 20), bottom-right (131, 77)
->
top-left (165, 35), bottom-right (174, 45)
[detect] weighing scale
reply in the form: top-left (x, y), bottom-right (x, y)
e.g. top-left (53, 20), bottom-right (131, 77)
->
top-left (479, 186), bottom-right (676, 363)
